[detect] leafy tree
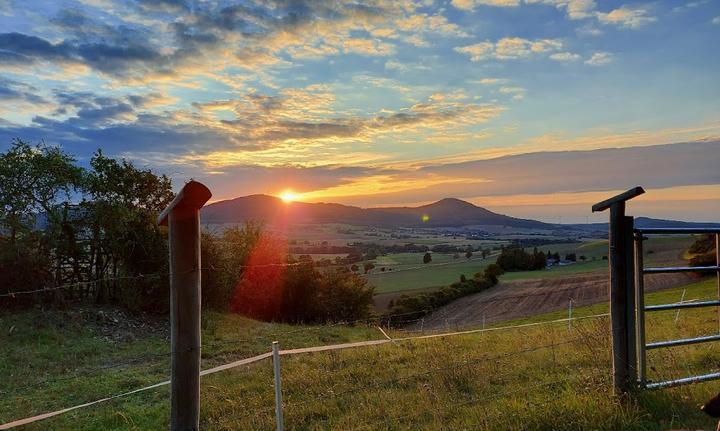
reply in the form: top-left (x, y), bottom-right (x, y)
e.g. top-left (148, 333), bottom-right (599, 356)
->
top-left (0, 140), bottom-right (82, 302)
top-left (483, 263), bottom-right (505, 284)
top-left (0, 139), bottom-right (81, 243)
top-left (81, 150), bottom-right (174, 306)
top-left (565, 253), bottom-right (577, 262)
top-left (495, 246), bottom-right (546, 271)
top-left (423, 252), bottom-right (432, 264)
top-left (350, 264), bottom-right (359, 272)
top-left (465, 249), bottom-right (473, 259)
top-left (363, 262), bottom-right (375, 274)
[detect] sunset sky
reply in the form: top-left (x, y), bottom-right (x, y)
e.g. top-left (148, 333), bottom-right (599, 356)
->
top-left (0, 0), bottom-right (719, 222)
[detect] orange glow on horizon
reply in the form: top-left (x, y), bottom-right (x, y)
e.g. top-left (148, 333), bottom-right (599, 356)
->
top-left (279, 190), bottom-right (300, 203)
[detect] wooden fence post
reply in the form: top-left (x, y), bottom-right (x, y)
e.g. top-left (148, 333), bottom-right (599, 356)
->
top-left (158, 181), bottom-right (212, 431)
top-left (592, 186), bottom-right (644, 395)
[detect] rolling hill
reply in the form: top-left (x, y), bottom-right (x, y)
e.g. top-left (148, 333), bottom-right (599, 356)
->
top-left (200, 195), bottom-right (552, 228)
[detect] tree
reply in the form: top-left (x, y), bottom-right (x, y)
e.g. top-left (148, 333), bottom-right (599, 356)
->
top-left (0, 140), bottom-right (82, 301)
top-left (565, 253), bottom-right (577, 262)
top-left (0, 139), bottom-right (82, 244)
top-left (483, 264), bottom-right (505, 284)
top-left (81, 150), bottom-right (174, 306)
top-left (482, 249), bottom-right (489, 259)
top-left (688, 234), bottom-right (716, 267)
top-left (465, 250), bottom-right (473, 259)
top-left (495, 246), bottom-right (546, 271)
top-left (363, 262), bottom-right (375, 274)
top-left (579, 255), bottom-right (587, 262)
top-left (423, 252), bottom-right (432, 264)
top-left (350, 264), bottom-right (359, 272)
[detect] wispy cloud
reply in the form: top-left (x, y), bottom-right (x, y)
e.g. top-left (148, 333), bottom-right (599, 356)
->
top-left (584, 51), bottom-right (613, 66)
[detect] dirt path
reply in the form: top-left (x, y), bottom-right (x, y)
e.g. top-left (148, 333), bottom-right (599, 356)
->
top-left (409, 272), bottom-right (701, 331)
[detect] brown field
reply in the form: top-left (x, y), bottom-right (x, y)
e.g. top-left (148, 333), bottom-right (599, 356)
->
top-left (411, 272), bottom-right (701, 331)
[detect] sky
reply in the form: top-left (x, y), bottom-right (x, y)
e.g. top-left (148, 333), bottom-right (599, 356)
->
top-left (0, 0), bottom-right (719, 223)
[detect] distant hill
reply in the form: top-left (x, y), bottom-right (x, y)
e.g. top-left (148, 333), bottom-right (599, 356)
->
top-left (200, 195), bottom-right (552, 229)
top-left (564, 217), bottom-right (720, 233)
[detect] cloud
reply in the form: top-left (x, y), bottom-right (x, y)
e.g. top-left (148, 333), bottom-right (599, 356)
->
top-left (454, 41), bottom-right (494, 61)
top-left (584, 51), bottom-right (612, 66)
top-left (712, 16), bottom-right (720, 25)
top-left (0, 1), bottom-right (427, 82)
top-left (455, 38), bottom-right (562, 61)
top-left (549, 52), bottom-right (581, 61)
top-left (451, 0), bottom-right (520, 10)
top-left (498, 86), bottom-right (526, 100)
top-left (597, 6), bottom-right (656, 29)
top-left (342, 38), bottom-right (395, 56)
top-left (1, 85), bottom-right (505, 166)
top-left (0, 77), bottom-right (47, 105)
top-left (396, 13), bottom-right (470, 38)
top-left (418, 140), bottom-right (720, 198)
top-left (474, 78), bottom-right (508, 85)
top-left (268, 140), bottom-right (720, 209)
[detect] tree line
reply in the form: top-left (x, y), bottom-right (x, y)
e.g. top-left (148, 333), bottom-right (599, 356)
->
top-left (0, 140), bottom-right (374, 323)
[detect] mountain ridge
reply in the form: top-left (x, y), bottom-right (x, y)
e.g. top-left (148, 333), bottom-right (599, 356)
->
top-left (201, 194), bottom-right (551, 228)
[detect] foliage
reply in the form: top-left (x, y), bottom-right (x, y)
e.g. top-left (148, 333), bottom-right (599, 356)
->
top-left (495, 246), bottom-right (547, 272)
top-left (230, 241), bottom-right (375, 323)
top-left (423, 252), bottom-right (432, 264)
top-left (0, 141), bottom-right (172, 311)
top-left (688, 234), bottom-right (716, 267)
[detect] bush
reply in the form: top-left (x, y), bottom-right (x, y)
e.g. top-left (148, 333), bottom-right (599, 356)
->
top-left (228, 235), bottom-right (375, 324)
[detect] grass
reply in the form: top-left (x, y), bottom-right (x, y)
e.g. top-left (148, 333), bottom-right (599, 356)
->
top-left (2, 277), bottom-right (720, 430)
top-left (366, 252), bottom-right (495, 293)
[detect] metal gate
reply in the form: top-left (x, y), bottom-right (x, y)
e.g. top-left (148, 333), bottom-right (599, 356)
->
top-left (634, 228), bottom-right (720, 389)
top-left (593, 187), bottom-right (720, 393)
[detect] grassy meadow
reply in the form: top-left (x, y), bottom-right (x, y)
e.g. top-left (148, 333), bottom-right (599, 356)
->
top-left (367, 235), bottom-right (696, 294)
top-left (2, 277), bottom-right (720, 430)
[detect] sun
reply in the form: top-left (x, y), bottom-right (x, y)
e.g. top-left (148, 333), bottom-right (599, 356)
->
top-left (279, 190), bottom-right (300, 203)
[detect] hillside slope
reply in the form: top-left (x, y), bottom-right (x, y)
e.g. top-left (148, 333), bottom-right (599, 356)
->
top-left (201, 195), bottom-right (551, 228)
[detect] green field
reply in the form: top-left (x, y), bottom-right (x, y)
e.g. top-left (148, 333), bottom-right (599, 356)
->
top-left (2, 278), bottom-right (720, 430)
top-left (366, 252), bottom-right (496, 293)
top-left (367, 236), bottom-right (696, 293)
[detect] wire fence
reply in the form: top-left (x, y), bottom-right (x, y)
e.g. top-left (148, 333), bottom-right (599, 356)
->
top-left (0, 309), bottom-right (615, 430)
top-left (2, 263), bottom-right (717, 429)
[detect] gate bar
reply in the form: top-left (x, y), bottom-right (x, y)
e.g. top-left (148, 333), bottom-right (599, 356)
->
top-left (646, 334), bottom-right (720, 350)
top-left (634, 233), bottom-right (647, 386)
top-left (643, 265), bottom-right (720, 274)
top-left (646, 371), bottom-right (720, 390)
top-left (635, 228), bottom-right (720, 235)
top-left (645, 300), bottom-right (720, 312)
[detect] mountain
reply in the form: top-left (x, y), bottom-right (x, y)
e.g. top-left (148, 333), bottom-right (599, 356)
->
top-left (200, 195), bottom-right (552, 229)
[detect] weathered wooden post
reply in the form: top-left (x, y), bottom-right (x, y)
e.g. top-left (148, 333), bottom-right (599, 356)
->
top-left (592, 186), bottom-right (644, 394)
top-left (158, 180), bottom-right (212, 431)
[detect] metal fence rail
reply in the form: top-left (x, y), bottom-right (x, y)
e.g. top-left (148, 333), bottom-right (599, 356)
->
top-left (634, 227), bottom-right (720, 389)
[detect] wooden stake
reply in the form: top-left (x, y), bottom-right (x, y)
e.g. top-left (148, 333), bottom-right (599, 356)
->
top-left (159, 181), bottom-right (212, 431)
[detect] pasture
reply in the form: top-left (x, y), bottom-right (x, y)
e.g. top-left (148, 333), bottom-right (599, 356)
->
top-left (2, 278), bottom-right (720, 430)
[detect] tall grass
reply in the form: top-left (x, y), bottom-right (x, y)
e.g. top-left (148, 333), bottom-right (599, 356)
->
top-left (2, 278), bottom-right (719, 430)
